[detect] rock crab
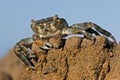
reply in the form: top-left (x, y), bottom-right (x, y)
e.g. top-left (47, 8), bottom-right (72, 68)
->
top-left (14, 15), bottom-right (116, 69)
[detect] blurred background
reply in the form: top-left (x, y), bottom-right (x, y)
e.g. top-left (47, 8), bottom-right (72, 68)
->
top-left (0, 0), bottom-right (120, 58)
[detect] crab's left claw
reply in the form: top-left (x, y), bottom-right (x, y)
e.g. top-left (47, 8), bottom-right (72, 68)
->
top-left (92, 23), bottom-right (116, 43)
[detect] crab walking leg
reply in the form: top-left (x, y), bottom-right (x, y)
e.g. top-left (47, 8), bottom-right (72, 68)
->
top-left (62, 28), bottom-right (96, 43)
top-left (80, 30), bottom-right (96, 43)
top-left (14, 37), bottom-right (36, 69)
top-left (14, 37), bottom-right (53, 69)
top-left (93, 23), bottom-right (116, 43)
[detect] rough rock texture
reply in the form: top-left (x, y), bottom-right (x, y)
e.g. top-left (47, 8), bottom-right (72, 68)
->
top-left (105, 43), bottom-right (120, 80)
top-left (18, 36), bottom-right (118, 80)
top-left (1, 36), bottom-right (120, 80)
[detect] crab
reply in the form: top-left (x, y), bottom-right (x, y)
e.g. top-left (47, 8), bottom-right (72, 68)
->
top-left (14, 14), bottom-right (116, 70)
top-left (14, 16), bottom-right (58, 70)
top-left (31, 14), bottom-right (116, 43)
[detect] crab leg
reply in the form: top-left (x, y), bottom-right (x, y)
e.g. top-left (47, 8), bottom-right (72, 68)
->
top-left (80, 30), bottom-right (96, 43)
top-left (93, 23), bottom-right (116, 43)
top-left (14, 37), bottom-right (53, 69)
top-left (62, 28), bottom-right (96, 43)
top-left (14, 37), bottom-right (36, 69)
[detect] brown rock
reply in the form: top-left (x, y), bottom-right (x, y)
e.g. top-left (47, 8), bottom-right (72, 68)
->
top-left (105, 43), bottom-right (120, 80)
top-left (0, 71), bottom-right (13, 80)
top-left (19, 36), bottom-right (114, 80)
top-left (64, 36), bottom-right (82, 51)
top-left (1, 36), bottom-right (120, 80)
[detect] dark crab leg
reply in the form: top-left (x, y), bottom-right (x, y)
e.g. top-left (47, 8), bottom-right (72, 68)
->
top-left (14, 37), bottom-right (53, 69)
top-left (80, 30), bottom-right (96, 43)
top-left (14, 37), bottom-right (36, 69)
top-left (93, 23), bottom-right (116, 43)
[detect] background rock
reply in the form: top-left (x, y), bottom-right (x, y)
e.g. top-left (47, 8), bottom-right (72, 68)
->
top-left (0, 50), bottom-right (23, 80)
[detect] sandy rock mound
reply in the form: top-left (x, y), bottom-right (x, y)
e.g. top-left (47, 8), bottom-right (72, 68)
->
top-left (105, 43), bottom-right (120, 80)
top-left (19, 36), bottom-right (116, 80)
top-left (1, 36), bottom-right (120, 80)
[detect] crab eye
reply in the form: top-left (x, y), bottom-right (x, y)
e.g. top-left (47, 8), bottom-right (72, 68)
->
top-left (87, 22), bottom-right (93, 27)
top-left (52, 14), bottom-right (58, 20)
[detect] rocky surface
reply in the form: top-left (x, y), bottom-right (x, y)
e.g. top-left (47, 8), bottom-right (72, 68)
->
top-left (0, 36), bottom-right (120, 80)
top-left (105, 43), bottom-right (120, 80)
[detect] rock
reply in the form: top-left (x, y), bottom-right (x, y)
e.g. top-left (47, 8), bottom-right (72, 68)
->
top-left (64, 36), bottom-right (82, 51)
top-left (105, 43), bottom-right (120, 80)
top-left (0, 71), bottom-right (13, 80)
top-left (1, 36), bottom-right (119, 80)
top-left (18, 36), bottom-right (115, 80)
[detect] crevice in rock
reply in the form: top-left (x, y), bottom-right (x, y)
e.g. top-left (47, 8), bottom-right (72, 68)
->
top-left (63, 58), bottom-right (69, 80)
